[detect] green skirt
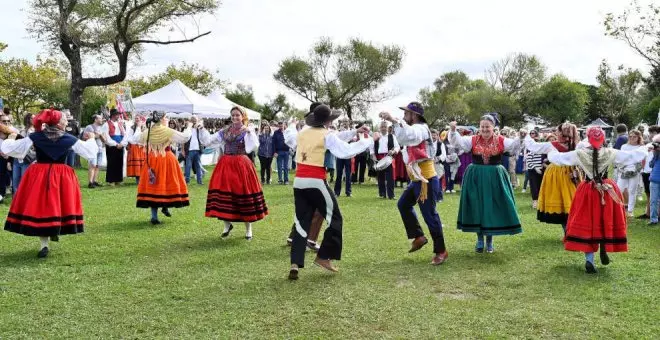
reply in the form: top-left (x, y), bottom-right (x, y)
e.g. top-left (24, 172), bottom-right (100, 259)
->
top-left (457, 164), bottom-right (522, 236)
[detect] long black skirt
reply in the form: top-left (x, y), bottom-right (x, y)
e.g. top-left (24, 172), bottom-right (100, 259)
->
top-left (106, 146), bottom-right (125, 183)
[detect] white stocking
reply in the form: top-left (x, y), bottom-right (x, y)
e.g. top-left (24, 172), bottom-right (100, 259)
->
top-left (39, 236), bottom-right (49, 250)
top-left (244, 222), bottom-right (253, 238)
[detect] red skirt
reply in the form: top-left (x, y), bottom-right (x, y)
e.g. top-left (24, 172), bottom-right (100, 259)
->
top-left (5, 163), bottom-right (84, 236)
top-left (136, 151), bottom-right (189, 208)
top-left (564, 179), bottom-right (627, 253)
top-left (127, 144), bottom-right (146, 178)
top-left (393, 153), bottom-right (408, 182)
top-left (205, 154), bottom-right (268, 222)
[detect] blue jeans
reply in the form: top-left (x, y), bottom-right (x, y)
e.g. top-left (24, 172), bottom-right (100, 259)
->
top-left (276, 151), bottom-right (289, 183)
top-left (334, 158), bottom-right (352, 196)
top-left (650, 182), bottom-right (660, 223)
top-left (12, 159), bottom-right (30, 193)
top-left (443, 163), bottom-right (454, 191)
top-left (185, 150), bottom-right (202, 184)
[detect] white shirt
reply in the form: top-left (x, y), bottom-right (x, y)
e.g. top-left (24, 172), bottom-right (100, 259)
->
top-left (369, 133), bottom-right (401, 156)
top-left (1, 135), bottom-right (99, 160)
top-left (284, 125), bottom-right (372, 160)
top-left (189, 128), bottom-right (211, 151)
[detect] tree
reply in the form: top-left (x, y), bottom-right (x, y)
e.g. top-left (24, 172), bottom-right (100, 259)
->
top-left (224, 84), bottom-right (259, 111)
top-left (0, 42), bottom-right (7, 53)
top-left (126, 63), bottom-right (226, 97)
top-left (596, 60), bottom-right (643, 124)
top-left (418, 71), bottom-right (472, 127)
top-left (27, 0), bottom-right (219, 121)
top-left (530, 74), bottom-right (589, 125)
top-left (485, 53), bottom-right (547, 126)
top-left (0, 57), bottom-right (66, 120)
top-left (463, 86), bottom-right (521, 127)
top-left (274, 37), bottom-right (404, 120)
top-left (605, 1), bottom-right (660, 95)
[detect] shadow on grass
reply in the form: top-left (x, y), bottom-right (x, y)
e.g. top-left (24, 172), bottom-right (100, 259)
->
top-left (0, 249), bottom-right (45, 267)
top-left (96, 219), bottom-right (167, 233)
top-left (547, 263), bottom-right (614, 282)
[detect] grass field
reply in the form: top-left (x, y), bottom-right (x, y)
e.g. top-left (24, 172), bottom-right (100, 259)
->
top-left (1, 169), bottom-right (659, 339)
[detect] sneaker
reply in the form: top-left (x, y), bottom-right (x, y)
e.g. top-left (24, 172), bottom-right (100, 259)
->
top-left (486, 243), bottom-right (494, 253)
top-left (521, 189), bottom-right (527, 193)
top-left (306, 240), bottom-right (320, 252)
top-left (626, 212), bottom-right (634, 218)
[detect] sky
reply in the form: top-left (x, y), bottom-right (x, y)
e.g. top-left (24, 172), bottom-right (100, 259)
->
top-left (0, 0), bottom-right (653, 119)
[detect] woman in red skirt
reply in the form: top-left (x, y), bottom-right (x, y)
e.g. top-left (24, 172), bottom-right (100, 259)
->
top-left (206, 106), bottom-right (267, 240)
top-left (1, 109), bottom-right (98, 258)
top-left (547, 127), bottom-right (648, 273)
top-left (131, 112), bottom-right (192, 224)
top-left (126, 115), bottom-right (146, 183)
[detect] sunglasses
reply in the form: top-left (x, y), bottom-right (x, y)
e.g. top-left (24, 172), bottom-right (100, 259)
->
top-left (1, 120), bottom-right (10, 123)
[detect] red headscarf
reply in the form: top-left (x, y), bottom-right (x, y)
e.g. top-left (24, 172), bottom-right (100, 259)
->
top-left (33, 109), bottom-right (62, 132)
top-left (587, 126), bottom-right (605, 149)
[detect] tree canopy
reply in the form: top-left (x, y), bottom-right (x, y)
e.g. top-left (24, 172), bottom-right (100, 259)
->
top-left (125, 63), bottom-right (227, 97)
top-left (274, 37), bottom-right (404, 120)
top-left (27, 0), bottom-right (219, 120)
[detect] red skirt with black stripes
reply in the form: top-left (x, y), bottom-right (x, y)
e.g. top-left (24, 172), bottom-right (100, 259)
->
top-left (205, 154), bottom-right (268, 222)
top-left (4, 163), bottom-right (84, 237)
top-left (564, 179), bottom-right (627, 253)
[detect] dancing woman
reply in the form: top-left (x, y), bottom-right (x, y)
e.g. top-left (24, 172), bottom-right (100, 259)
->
top-left (448, 114), bottom-right (522, 253)
top-left (525, 123), bottom-right (587, 233)
top-left (547, 127), bottom-right (647, 273)
top-left (1, 109), bottom-right (98, 258)
top-left (205, 106), bottom-right (267, 240)
top-left (133, 112), bottom-right (192, 224)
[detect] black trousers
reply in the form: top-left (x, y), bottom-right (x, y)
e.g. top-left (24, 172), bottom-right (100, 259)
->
top-left (291, 178), bottom-right (342, 267)
top-left (528, 169), bottom-right (543, 201)
top-left (105, 146), bottom-right (125, 183)
top-left (377, 164), bottom-right (395, 198)
top-left (352, 153), bottom-right (367, 183)
top-left (0, 157), bottom-right (10, 196)
top-left (258, 156), bottom-right (273, 182)
top-left (397, 177), bottom-right (446, 254)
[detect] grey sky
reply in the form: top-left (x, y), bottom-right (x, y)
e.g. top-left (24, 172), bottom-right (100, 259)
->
top-left (0, 0), bottom-right (652, 118)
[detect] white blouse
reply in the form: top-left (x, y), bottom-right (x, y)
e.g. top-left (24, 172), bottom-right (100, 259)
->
top-left (524, 135), bottom-right (590, 154)
top-left (130, 127), bottom-right (192, 146)
top-left (548, 146), bottom-right (648, 167)
top-left (209, 126), bottom-right (259, 154)
top-left (283, 125), bottom-right (372, 160)
top-left (0, 136), bottom-right (99, 160)
top-left (448, 130), bottom-right (520, 153)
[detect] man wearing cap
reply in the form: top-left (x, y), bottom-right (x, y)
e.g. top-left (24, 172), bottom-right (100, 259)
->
top-left (283, 104), bottom-right (371, 280)
top-left (381, 101), bottom-right (448, 265)
top-left (370, 121), bottom-right (400, 199)
top-left (101, 109), bottom-right (128, 185)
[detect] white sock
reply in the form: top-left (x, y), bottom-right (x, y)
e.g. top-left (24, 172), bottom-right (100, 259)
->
top-left (39, 236), bottom-right (49, 249)
top-left (223, 221), bottom-right (232, 234)
top-left (244, 222), bottom-right (253, 238)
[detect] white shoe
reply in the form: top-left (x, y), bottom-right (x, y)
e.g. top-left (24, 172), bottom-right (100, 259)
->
top-left (522, 189), bottom-right (526, 193)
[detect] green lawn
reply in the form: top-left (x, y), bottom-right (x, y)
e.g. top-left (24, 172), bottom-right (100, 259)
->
top-left (1, 169), bottom-right (659, 338)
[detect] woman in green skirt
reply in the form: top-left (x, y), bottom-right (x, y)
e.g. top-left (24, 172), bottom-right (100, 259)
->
top-left (448, 114), bottom-right (522, 253)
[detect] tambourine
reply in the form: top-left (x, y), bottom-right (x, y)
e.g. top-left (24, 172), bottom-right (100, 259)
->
top-left (374, 155), bottom-right (393, 171)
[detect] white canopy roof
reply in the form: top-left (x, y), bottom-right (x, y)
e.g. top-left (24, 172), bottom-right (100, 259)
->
top-left (206, 89), bottom-right (262, 120)
top-left (133, 80), bottom-right (228, 117)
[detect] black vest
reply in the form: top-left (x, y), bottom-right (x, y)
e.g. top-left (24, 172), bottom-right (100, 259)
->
top-left (374, 134), bottom-right (394, 154)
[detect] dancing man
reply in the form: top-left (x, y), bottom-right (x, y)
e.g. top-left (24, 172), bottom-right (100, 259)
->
top-left (380, 102), bottom-right (448, 265)
top-left (285, 104), bottom-right (371, 280)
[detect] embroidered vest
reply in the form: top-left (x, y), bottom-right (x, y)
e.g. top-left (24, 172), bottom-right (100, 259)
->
top-left (295, 128), bottom-right (329, 167)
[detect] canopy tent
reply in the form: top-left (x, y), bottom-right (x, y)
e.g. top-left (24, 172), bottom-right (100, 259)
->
top-left (206, 90), bottom-right (262, 120)
top-left (583, 118), bottom-right (613, 128)
top-left (133, 80), bottom-right (228, 117)
top-left (165, 112), bottom-right (193, 119)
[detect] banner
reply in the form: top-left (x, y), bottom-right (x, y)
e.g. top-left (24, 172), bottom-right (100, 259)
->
top-left (107, 86), bottom-right (135, 118)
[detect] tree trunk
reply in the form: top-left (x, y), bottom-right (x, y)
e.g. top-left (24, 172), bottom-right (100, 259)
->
top-left (68, 48), bottom-right (85, 122)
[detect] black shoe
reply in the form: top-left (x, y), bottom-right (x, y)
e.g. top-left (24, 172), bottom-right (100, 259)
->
top-left (37, 247), bottom-right (49, 258)
top-left (50, 235), bottom-right (59, 242)
top-left (600, 251), bottom-right (610, 266)
top-left (221, 224), bottom-right (234, 238)
top-left (648, 222), bottom-right (658, 227)
top-left (150, 218), bottom-right (161, 225)
top-left (636, 214), bottom-right (649, 219)
top-left (346, 194), bottom-right (352, 197)
top-left (93, 182), bottom-right (102, 187)
top-left (585, 261), bottom-right (598, 274)
top-left (245, 235), bottom-right (253, 241)
top-left (288, 269), bottom-right (299, 280)
top-left (161, 208), bottom-right (172, 218)
top-left (88, 183), bottom-right (95, 189)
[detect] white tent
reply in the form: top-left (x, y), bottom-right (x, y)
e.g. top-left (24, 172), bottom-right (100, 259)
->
top-left (206, 89), bottom-right (262, 120)
top-left (133, 80), bottom-right (228, 117)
